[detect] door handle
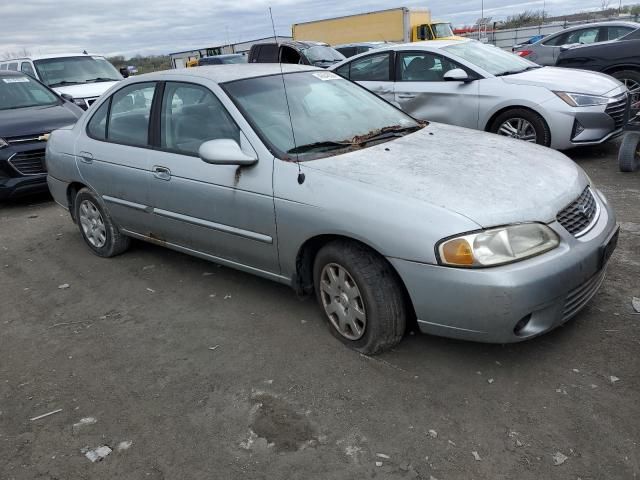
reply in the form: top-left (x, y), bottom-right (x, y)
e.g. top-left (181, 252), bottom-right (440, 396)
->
top-left (397, 94), bottom-right (416, 99)
top-left (153, 166), bottom-right (171, 181)
top-left (79, 151), bottom-right (93, 163)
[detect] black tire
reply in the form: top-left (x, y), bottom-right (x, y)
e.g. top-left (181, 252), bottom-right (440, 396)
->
top-left (619, 133), bottom-right (640, 173)
top-left (313, 240), bottom-right (406, 355)
top-left (489, 108), bottom-right (551, 147)
top-left (74, 188), bottom-right (130, 257)
top-left (610, 70), bottom-right (640, 102)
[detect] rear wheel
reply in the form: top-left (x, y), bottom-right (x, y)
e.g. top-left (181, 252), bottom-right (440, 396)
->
top-left (313, 240), bottom-right (406, 354)
top-left (74, 188), bottom-right (130, 257)
top-left (490, 108), bottom-right (551, 146)
top-left (619, 133), bottom-right (640, 173)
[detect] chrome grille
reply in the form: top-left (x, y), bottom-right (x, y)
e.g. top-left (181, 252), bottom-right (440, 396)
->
top-left (556, 187), bottom-right (598, 237)
top-left (562, 269), bottom-right (606, 322)
top-left (605, 94), bottom-right (629, 130)
top-left (8, 149), bottom-right (47, 175)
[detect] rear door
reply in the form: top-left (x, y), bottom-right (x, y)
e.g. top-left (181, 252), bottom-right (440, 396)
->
top-left (75, 82), bottom-right (156, 233)
top-left (336, 51), bottom-right (395, 103)
top-left (393, 51), bottom-right (480, 129)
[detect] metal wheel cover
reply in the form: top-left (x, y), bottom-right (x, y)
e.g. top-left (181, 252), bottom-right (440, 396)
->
top-left (623, 78), bottom-right (640, 106)
top-left (319, 263), bottom-right (367, 340)
top-left (79, 200), bottom-right (107, 248)
top-left (497, 117), bottom-right (538, 143)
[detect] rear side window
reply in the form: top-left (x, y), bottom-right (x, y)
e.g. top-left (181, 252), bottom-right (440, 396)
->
top-left (7, 62), bottom-right (18, 71)
top-left (257, 44), bottom-right (278, 62)
top-left (160, 82), bottom-right (239, 155)
top-left (349, 52), bottom-right (391, 82)
top-left (0, 64), bottom-right (7, 70)
top-left (87, 100), bottom-right (109, 140)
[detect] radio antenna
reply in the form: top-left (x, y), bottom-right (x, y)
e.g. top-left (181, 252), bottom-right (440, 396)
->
top-left (269, 7), bottom-right (304, 184)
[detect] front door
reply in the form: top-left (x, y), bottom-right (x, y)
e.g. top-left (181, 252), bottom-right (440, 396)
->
top-left (336, 51), bottom-right (396, 104)
top-left (144, 81), bottom-right (279, 275)
top-left (75, 81), bottom-right (156, 233)
top-left (393, 51), bottom-right (479, 129)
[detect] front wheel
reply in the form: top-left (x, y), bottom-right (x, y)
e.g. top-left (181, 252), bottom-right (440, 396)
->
top-left (490, 108), bottom-right (551, 146)
top-left (611, 70), bottom-right (640, 105)
top-left (313, 240), bottom-right (406, 354)
top-left (74, 188), bottom-right (130, 257)
top-left (619, 133), bottom-right (640, 172)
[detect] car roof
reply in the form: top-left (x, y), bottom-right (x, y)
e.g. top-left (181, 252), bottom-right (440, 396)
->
top-left (371, 39), bottom-right (471, 52)
top-left (132, 64), bottom-right (320, 84)
top-left (547, 20), bottom-right (640, 35)
top-left (334, 42), bottom-right (388, 48)
top-left (1, 53), bottom-right (106, 61)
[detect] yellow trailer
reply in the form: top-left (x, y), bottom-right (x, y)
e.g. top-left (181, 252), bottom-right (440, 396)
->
top-left (292, 7), bottom-right (458, 45)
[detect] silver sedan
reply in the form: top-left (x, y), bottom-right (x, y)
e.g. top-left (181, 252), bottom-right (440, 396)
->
top-left (331, 39), bottom-right (629, 149)
top-left (46, 65), bottom-right (618, 353)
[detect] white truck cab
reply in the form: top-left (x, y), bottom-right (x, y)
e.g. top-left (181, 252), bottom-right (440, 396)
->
top-left (0, 53), bottom-right (122, 109)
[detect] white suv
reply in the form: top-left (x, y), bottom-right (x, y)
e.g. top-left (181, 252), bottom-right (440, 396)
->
top-left (0, 53), bottom-right (122, 109)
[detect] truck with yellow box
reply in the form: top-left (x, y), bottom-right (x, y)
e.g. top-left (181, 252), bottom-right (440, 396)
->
top-left (292, 7), bottom-right (459, 45)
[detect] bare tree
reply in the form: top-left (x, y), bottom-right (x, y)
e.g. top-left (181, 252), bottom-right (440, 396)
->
top-left (601, 0), bottom-right (611, 11)
top-left (0, 48), bottom-right (31, 60)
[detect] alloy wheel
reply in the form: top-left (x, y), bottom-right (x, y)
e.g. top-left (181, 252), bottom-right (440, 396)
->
top-left (623, 78), bottom-right (640, 106)
top-left (79, 200), bottom-right (107, 248)
top-left (319, 263), bottom-right (367, 340)
top-left (497, 118), bottom-right (538, 143)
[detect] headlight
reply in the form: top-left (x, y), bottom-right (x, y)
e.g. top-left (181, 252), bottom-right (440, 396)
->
top-left (554, 91), bottom-right (609, 107)
top-left (0, 138), bottom-right (8, 149)
top-left (437, 223), bottom-right (559, 268)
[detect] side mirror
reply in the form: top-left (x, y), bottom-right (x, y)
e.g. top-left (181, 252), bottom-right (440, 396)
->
top-left (60, 93), bottom-right (74, 102)
top-left (199, 139), bottom-right (258, 166)
top-left (443, 68), bottom-right (470, 82)
top-left (119, 67), bottom-right (130, 78)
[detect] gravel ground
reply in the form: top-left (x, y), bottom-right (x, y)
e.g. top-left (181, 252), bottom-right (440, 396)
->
top-left (1, 139), bottom-right (638, 479)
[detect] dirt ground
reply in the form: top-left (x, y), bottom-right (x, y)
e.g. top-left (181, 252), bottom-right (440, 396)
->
top-left (1, 139), bottom-right (638, 480)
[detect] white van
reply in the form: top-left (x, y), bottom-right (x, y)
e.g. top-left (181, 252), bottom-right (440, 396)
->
top-left (0, 53), bottom-right (122, 109)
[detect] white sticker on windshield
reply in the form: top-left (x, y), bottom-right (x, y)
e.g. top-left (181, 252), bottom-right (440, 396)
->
top-left (312, 71), bottom-right (341, 81)
top-left (92, 56), bottom-right (103, 60)
top-left (3, 77), bottom-right (30, 83)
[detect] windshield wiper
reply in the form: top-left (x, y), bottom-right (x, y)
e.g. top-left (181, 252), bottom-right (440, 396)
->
top-left (351, 125), bottom-right (422, 145)
top-left (287, 141), bottom-right (353, 154)
top-left (494, 65), bottom-right (542, 77)
top-left (85, 77), bottom-right (118, 83)
top-left (48, 80), bottom-right (84, 87)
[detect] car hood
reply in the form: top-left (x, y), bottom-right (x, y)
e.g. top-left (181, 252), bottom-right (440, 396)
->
top-left (0, 103), bottom-right (81, 138)
top-left (304, 123), bottom-right (588, 227)
top-left (501, 66), bottom-right (624, 96)
top-left (52, 81), bottom-right (119, 99)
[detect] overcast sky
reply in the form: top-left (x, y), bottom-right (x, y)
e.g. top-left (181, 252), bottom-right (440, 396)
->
top-left (0, 0), bottom-right (635, 57)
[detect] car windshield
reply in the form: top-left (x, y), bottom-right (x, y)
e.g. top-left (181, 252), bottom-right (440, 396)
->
top-left (221, 55), bottom-right (248, 64)
top-left (34, 56), bottom-right (122, 88)
top-left (303, 46), bottom-right (346, 63)
top-left (444, 41), bottom-right (538, 76)
top-left (433, 23), bottom-right (454, 38)
top-left (223, 71), bottom-right (422, 160)
top-left (0, 75), bottom-right (60, 110)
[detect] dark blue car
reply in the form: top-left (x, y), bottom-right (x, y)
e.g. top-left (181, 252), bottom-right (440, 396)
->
top-left (0, 71), bottom-right (83, 200)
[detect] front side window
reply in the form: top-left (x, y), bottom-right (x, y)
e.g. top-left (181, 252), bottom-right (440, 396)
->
top-left (349, 52), bottom-right (391, 81)
top-left (161, 82), bottom-right (239, 155)
top-left (107, 82), bottom-right (155, 146)
top-left (398, 52), bottom-right (460, 82)
top-left (33, 56), bottom-right (121, 88)
top-left (606, 26), bottom-right (633, 40)
top-left (21, 62), bottom-right (36, 77)
top-left (0, 74), bottom-right (60, 110)
top-left (223, 71), bottom-right (420, 161)
top-left (432, 23), bottom-right (454, 39)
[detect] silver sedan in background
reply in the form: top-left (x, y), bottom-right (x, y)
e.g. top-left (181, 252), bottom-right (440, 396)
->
top-left (331, 39), bottom-right (629, 149)
top-left (46, 65), bottom-right (618, 354)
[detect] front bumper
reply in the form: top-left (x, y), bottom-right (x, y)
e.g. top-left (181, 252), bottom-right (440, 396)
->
top-left (0, 144), bottom-right (48, 200)
top-left (546, 94), bottom-right (628, 150)
top-left (389, 190), bottom-right (617, 343)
